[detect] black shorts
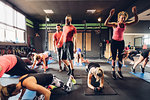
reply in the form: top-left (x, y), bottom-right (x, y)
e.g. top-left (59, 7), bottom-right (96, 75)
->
top-left (61, 41), bottom-right (74, 60)
top-left (141, 49), bottom-right (150, 59)
top-left (6, 56), bottom-right (37, 76)
top-left (57, 47), bottom-right (61, 60)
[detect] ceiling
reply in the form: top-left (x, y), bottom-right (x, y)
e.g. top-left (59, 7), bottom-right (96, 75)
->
top-left (130, 9), bottom-right (150, 21)
top-left (4, 0), bottom-right (150, 23)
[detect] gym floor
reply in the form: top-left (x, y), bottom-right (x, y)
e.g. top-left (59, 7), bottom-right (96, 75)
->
top-left (1, 58), bottom-right (150, 100)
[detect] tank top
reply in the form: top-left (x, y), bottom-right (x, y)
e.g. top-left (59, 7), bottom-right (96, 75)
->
top-left (112, 23), bottom-right (126, 41)
top-left (0, 55), bottom-right (17, 78)
top-left (19, 73), bottom-right (53, 88)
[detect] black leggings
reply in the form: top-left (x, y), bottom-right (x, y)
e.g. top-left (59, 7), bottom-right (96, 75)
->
top-left (111, 39), bottom-right (125, 68)
top-left (6, 56), bottom-right (37, 76)
top-left (128, 51), bottom-right (138, 61)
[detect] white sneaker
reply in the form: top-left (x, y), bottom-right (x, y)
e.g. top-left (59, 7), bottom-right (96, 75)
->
top-left (130, 62), bottom-right (134, 65)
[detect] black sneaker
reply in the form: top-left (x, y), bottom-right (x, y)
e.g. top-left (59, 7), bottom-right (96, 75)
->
top-left (112, 71), bottom-right (116, 80)
top-left (131, 67), bottom-right (135, 73)
top-left (67, 70), bottom-right (71, 75)
top-left (71, 69), bottom-right (74, 76)
top-left (67, 65), bottom-right (71, 75)
top-left (63, 67), bottom-right (67, 71)
top-left (117, 71), bottom-right (123, 79)
top-left (140, 66), bottom-right (145, 73)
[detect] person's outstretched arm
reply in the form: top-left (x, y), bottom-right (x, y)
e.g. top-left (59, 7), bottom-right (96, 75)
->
top-left (73, 32), bottom-right (77, 53)
top-left (25, 83), bottom-right (51, 100)
top-left (18, 89), bottom-right (26, 100)
top-left (126, 6), bottom-right (138, 25)
top-left (87, 73), bottom-right (95, 90)
top-left (42, 56), bottom-right (46, 72)
top-left (100, 74), bottom-right (104, 88)
top-left (53, 35), bottom-right (57, 53)
top-left (32, 55), bottom-right (37, 69)
top-left (104, 9), bottom-right (116, 27)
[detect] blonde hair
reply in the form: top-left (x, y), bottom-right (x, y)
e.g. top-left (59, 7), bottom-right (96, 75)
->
top-left (65, 15), bottom-right (72, 20)
top-left (95, 67), bottom-right (103, 78)
top-left (118, 11), bottom-right (128, 21)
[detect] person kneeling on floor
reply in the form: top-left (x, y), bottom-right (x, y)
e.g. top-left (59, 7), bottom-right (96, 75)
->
top-left (87, 63), bottom-right (104, 92)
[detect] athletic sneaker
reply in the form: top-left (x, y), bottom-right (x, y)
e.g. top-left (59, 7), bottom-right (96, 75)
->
top-left (63, 66), bottom-right (67, 71)
top-left (140, 66), bottom-right (145, 73)
top-left (59, 69), bottom-right (62, 72)
top-left (117, 71), bottom-right (123, 79)
top-left (59, 66), bottom-right (62, 72)
top-left (130, 62), bottom-right (134, 65)
top-left (112, 71), bottom-right (116, 80)
top-left (71, 78), bottom-right (76, 85)
top-left (131, 67), bottom-right (135, 73)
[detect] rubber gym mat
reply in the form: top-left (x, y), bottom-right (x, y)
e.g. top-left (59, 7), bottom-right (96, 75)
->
top-left (28, 65), bottom-right (39, 69)
top-left (48, 60), bottom-right (55, 64)
top-left (84, 81), bottom-right (117, 95)
top-left (107, 61), bottom-right (128, 67)
top-left (9, 89), bottom-right (36, 100)
top-left (75, 79), bottom-right (82, 85)
top-left (73, 61), bottom-right (86, 67)
top-left (2, 73), bottom-right (19, 78)
top-left (130, 72), bottom-right (150, 83)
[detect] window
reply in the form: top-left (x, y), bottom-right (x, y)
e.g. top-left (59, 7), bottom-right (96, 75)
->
top-left (17, 12), bottom-right (26, 30)
top-left (5, 5), bottom-right (13, 26)
top-left (0, 24), bottom-right (5, 41)
top-left (0, 2), bottom-right (5, 23)
top-left (16, 29), bottom-right (25, 43)
top-left (134, 37), bottom-right (142, 47)
top-left (0, 1), bottom-right (26, 43)
top-left (5, 30), bottom-right (15, 42)
top-left (143, 35), bottom-right (150, 47)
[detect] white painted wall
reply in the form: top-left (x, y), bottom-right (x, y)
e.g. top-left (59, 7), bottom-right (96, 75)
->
top-left (124, 35), bottom-right (144, 47)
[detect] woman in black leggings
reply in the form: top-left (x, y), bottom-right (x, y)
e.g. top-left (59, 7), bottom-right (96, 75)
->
top-left (128, 50), bottom-right (138, 62)
top-left (132, 49), bottom-right (150, 73)
top-left (104, 6), bottom-right (138, 79)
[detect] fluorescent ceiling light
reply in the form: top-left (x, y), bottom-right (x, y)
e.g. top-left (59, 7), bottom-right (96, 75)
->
top-left (44, 9), bottom-right (54, 14)
top-left (87, 9), bottom-right (96, 14)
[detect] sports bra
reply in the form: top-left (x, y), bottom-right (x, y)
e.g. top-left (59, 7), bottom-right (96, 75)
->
top-left (19, 74), bottom-right (30, 89)
top-left (19, 73), bottom-right (54, 88)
